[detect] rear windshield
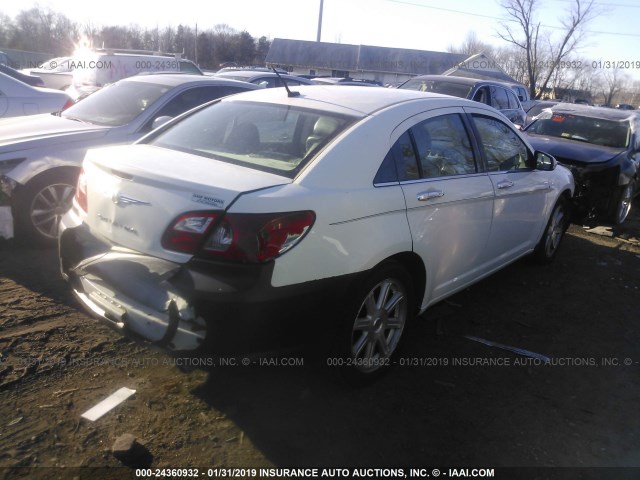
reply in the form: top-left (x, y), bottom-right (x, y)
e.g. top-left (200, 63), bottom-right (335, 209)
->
top-left (61, 81), bottom-right (170, 126)
top-left (526, 112), bottom-right (631, 148)
top-left (149, 100), bottom-right (357, 178)
top-left (399, 79), bottom-right (473, 98)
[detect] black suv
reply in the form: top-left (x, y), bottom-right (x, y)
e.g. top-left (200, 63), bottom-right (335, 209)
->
top-left (398, 75), bottom-right (527, 126)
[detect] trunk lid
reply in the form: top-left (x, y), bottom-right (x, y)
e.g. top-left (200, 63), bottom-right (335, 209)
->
top-left (82, 144), bottom-right (291, 262)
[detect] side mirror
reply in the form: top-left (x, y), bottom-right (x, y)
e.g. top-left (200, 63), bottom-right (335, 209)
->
top-left (151, 116), bottom-right (173, 130)
top-left (535, 151), bottom-right (557, 171)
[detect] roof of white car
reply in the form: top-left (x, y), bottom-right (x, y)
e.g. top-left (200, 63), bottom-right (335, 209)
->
top-left (221, 85), bottom-right (465, 116)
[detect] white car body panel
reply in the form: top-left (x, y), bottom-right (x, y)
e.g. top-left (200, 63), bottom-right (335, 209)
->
top-left (231, 183), bottom-right (413, 287)
top-left (0, 72), bottom-right (70, 118)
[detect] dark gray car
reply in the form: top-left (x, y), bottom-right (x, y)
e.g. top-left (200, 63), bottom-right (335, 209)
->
top-left (398, 75), bottom-right (527, 127)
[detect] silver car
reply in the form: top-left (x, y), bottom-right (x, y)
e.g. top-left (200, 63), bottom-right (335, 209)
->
top-left (0, 74), bottom-right (259, 243)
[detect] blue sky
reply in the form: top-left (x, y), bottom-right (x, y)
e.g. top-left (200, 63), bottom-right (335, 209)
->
top-left (3, 0), bottom-right (640, 80)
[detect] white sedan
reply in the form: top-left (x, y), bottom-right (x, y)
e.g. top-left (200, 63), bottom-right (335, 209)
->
top-left (0, 71), bottom-right (71, 117)
top-left (59, 86), bottom-right (574, 383)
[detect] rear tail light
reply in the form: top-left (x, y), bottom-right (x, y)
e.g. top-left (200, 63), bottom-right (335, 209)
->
top-left (75, 168), bottom-right (88, 212)
top-left (161, 212), bottom-right (220, 254)
top-left (162, 211), bottom-right (315, 263)
top-left (61, 98), bottom-right (74, 111)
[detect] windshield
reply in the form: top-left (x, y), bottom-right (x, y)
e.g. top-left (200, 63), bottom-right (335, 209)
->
top-left (149, 100), bottom-right (357, 178)
top-left (61, 81), bottom-right (170, 126)
top-left (399, 79), bottom-right (473, 98)
top-left (526, 112), bottom-right (630, 148)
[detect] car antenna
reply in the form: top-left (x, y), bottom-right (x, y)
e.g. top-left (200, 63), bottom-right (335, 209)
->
top-left (272, 67), bottom-right (300, 97)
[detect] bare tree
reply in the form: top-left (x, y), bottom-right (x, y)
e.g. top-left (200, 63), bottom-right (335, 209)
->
top-left (495, 45), bottom-right (528, 84)
top-left (0, 13), bottom-right (15, 47)
top-left (596, 67), bottom-right (628, 106)
top-left (497, 0), bottom-right (597, 99)
top-left (447, 31), bottom-right (495, 57)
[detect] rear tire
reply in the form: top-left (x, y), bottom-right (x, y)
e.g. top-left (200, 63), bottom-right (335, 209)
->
top-left (533, 196), bottom-right (569, 264)
top-left (14, 169), bottom-right (78, 245)
top-left (335, 260), bottom-right (414, 385)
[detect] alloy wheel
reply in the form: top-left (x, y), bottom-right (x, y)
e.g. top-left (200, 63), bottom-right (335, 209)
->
top-left (30, 183), bottom-right (75, 239)
top-left (350, 277), bottom-right (407, 373)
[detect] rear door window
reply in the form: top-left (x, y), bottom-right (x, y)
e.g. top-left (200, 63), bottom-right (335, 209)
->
top-left (490, 86), bottom-right (510, 110)
top-left (506, 89), bottom-right (521, 109)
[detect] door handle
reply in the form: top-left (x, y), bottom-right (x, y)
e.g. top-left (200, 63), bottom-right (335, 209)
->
top-left (497, 180), bottom-right (514, 189)
top-left (417, 190), bottom-right (445, 201)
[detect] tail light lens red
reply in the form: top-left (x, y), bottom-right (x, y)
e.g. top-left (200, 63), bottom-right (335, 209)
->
top-left (61, 98), bottom-right (74, 111)
top-left (75, 168), bottom-right (88, 212)
top-left (161, 212), bottom-right (220, 254)
top-left (162, 211), bottom-right (315, 263)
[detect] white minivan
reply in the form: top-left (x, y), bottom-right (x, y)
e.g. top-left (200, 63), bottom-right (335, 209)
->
top-left (69, 49), bottom-right (202, 98)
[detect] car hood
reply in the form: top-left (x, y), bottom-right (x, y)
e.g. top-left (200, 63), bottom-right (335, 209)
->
top-left (81, 144), bottom-right (291, 262)
top-left (525, 133), bottom-right (624, 165)
top-left (0, 114), bottom-right (110, 153)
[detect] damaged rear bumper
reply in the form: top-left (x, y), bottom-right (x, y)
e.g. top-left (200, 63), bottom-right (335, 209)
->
top-left (59, 220), bottom-right (352, 352)
top-left (61, 230), bottom-right (207, 351)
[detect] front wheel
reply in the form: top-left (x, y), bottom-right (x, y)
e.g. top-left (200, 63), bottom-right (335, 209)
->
top-left (14, 170), bottom-right (78, 245)
top-left (336, 261), bottom-right (414, 384)
top-left (533, 196), bottom-right (569, 264)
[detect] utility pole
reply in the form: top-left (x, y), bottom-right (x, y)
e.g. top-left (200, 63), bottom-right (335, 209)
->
top-left (317, 0), bottom-right (324, 42)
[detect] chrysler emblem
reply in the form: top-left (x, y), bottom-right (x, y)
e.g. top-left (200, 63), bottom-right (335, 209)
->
top-left (111, 193), bottom-right (151, 207)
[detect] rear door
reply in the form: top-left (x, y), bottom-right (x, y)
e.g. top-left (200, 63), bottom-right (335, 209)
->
top-left (392, 107), bottom-right (495, 306)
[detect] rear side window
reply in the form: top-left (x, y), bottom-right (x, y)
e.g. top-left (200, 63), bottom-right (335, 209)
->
top-left (374, 131), bottom-right (418, 184)
top-left (411, 114), bottom-right (477, 178)
top-left (473, 87), bottom-right (489, 105)
top-left (375, 114), bottom-right (477, 183)
top-left (490, 86), bottom-right (510, 110)
top-left (506, 89), bottom-right (521, 109)
top-left (146, 86), bottom-right (251, 131)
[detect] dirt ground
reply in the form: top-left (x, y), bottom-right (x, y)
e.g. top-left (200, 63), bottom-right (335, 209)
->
top-left (1, 204), bottom-right (639, 480)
